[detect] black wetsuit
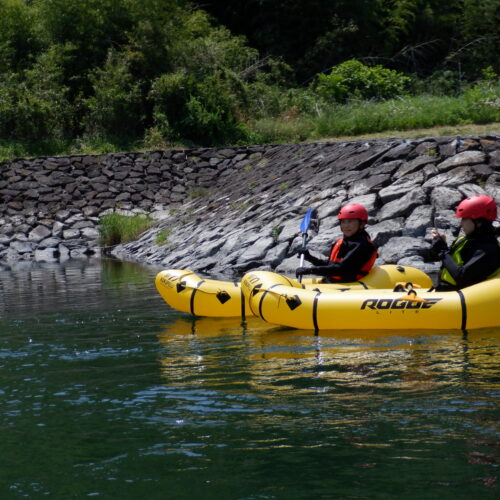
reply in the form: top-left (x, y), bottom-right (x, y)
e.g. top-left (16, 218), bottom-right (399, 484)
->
top-left (298, 230), bottom-right (377, 282)
top-left (431, 229), bottom-right (500, 291)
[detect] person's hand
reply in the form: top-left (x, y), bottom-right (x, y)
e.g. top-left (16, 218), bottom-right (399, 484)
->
top-left (295, 267), bottom-right (309, 278)
top-left (430, 234), bottom-right (448, 258)
top-left (296, 246), bottom-right (310, 258)
top-left (431, 229), bottom-right (446, 243)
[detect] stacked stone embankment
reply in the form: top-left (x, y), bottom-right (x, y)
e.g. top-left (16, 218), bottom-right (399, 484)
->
top-left (1, 135), bottom-right (498, 277)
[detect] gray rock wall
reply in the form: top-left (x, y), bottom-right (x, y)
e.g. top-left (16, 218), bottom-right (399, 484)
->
top-left (1, 135), bottom-right (498, 276)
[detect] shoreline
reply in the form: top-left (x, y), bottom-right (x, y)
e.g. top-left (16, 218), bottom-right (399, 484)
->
top-left (1, 135), bottom-right (498, 278)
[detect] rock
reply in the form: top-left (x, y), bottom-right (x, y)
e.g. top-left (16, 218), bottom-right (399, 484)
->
top-left (430, 186), bottom-right (463, 210)
top-left (393, 155), bottom-right (436, 179)
top-left (396, 256), bottom-right (440, 276)
top-left (489, 149), bottom-right (500, 167)
top-left (348, 174), bottom-right (391, 197)
top-left (402, 205), bottom-right (434, 237)
top-left (236, 236), bottom-right (275, 266)
top-left (62, 229), bottom-right (81, 239)
top-left (58, 244), bottom-right (71, 261)
top-left (316, 195), bottom-right (346, 220)
top-left (422, 166), bottom-right (476, 188)
top-left (263, 242), bottom-right (291, 268)
top-left (0, 135), bottom-right (497, 271)
top-left (485, 174), bottom-right (500, 203)
top-left (457, 183), bottom-right (487, 198)
top-left (379, 236), bottom-right (429, 264)
top-left (348, 193), bottom-right (378, 215)
top-left (368, 218), bottom-right (404, 246)
top-left (378, 172), bottom-right (424, 203)
top-left (10, 241), bottom-right (34, 253)
top-left (28, 225), bottom-right (52, 242)
top-left (378, 189), bottom-right (427, 221)
top-left (34, 248), bottom-right (59, 262)
top-left (436, 150), bottom-right (486, 172)
top-left (275, 255), bottom-right (301, 274)
top-left (38, 237), bottom-right (62, 248)
top-left (80, 227), bottom-right (100, 240)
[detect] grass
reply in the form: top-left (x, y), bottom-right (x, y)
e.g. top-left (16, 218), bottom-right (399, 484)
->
top-left (1, 85), bottom-right (499, 162)
top-left (99, 213), bottom-right (154, 246)
top-left (251, 84), bottom-right (500, 144)
top-left (156, 228), bottom-right (172, 245)
top-left (311, 92), bottom-right (500, 139)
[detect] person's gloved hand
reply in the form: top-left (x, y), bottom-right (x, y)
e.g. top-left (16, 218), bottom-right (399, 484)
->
top-left (295, 267), bottom-right (309, 278)
top-left (296, 246), bottom-right (310, 258)
top-left (430, 236), bottom-right (448, 258)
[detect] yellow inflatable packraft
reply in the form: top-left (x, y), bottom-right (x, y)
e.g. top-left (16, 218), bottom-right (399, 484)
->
top-left (155, 265), bottom-right (433, 318)
top-left (241, 271), bottom-right (500, 330)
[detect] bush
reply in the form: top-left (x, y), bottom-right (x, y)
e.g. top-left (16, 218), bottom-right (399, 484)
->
top-left (99, 213), bottom-right (154, 246)
top-left (314, 59), bottom-right (411, 103)
top-left (0, 45), bottom-right (73, 141)
top-left (82, 49), bottom-right (143, 139)
top-left (420, 70), bottom-right (462, 96)
top-left (149, 70), bottom-right (257, 146)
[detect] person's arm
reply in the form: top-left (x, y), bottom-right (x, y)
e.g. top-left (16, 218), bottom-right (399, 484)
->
top-left (441, 245), bottom-right (494, 288)
top-left (299, 241), bottom-right (373, 278)
top-left (301, 248), bottom-right (328, 267)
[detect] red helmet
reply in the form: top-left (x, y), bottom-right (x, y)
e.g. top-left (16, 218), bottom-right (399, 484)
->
top-left (338, 203), bottom-right (368, 222)
top-left (455, 194), bottom-right (497, 221)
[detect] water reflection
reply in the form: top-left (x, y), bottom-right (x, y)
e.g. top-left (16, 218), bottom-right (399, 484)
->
top-left (158, 317), bottom-right (500, 395)
top-left (0, 258), bottom-right (160, 318)
top-left (0, 259), bottom-right (497, 497)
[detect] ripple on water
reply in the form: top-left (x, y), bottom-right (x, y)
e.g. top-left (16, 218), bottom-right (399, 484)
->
top-left (0, 261), bottom-right (498, 499)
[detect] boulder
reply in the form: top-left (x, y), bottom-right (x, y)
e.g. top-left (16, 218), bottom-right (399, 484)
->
top-left (28, 225), bottom-right (52, 242)
top-left (378, 189), bottom-right (427, 221)
top-left (368, 218), bottom-right (404, 246)
top-left (402, 205), bottom-right (434, 237)
top-left (436, 150), bottom-right (486, 171)
top-left (430, 187), bottom-right (463, 211)
top-left (379, 236), bottom-right (429, 264)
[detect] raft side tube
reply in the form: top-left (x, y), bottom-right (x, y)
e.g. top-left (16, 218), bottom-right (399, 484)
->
top-left (461, 276), bottom-right (500, 329)
top-left (298, 264), bottom-right (433, 290)
top-left (155, 269), bottom-right (249, 317)
top-left (242, 271), bottom-right (500, 330)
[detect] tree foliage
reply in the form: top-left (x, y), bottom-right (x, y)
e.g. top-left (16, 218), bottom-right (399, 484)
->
top-left (201, 0), bottom-right (499, 80)
top-left (315, 59), bottom-right (411, 102)
top-left (0, 0), bottom-right (498, 150)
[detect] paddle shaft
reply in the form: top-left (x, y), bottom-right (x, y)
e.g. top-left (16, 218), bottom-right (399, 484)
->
top-left (298, 232), bottom-right (307, 283)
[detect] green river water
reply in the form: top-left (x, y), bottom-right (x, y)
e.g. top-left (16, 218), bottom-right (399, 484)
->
top-left (0, 259), bottom-right (498, 499)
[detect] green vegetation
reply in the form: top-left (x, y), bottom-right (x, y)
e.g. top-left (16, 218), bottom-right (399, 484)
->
top-left (271, 225), bottom-right (282, 242)
top-left (315, 59), bottom-right (412, 103)
top-left (188, 188), bottom-right (210, 199)
top-left (252, 81), bottom-right (500, 144)
top-left (156, 228), bottom-right (173, 245)
top-left (99, 213), bottom-right (154, 246)
top-left (0, 0), bottom-right (499, 160)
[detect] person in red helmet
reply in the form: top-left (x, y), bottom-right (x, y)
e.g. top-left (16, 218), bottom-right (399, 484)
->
top-left (430, 194), bottom-right (500, 290)
top-left (296, 203), bottom-right (377, 282)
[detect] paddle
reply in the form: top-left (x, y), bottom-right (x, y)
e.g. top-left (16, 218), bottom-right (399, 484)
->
top-left (297, 208), bottom-right (319, 283)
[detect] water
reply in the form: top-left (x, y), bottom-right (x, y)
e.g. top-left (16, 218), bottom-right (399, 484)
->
top-left (0, 259), bottom-right (498, 499)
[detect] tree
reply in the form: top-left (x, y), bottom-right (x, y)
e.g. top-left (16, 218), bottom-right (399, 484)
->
top-left (0, 0), bottom-right (38, 72)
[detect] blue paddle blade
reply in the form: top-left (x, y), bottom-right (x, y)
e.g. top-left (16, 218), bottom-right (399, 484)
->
top-left (300, 208), bottom-right (317, 233)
